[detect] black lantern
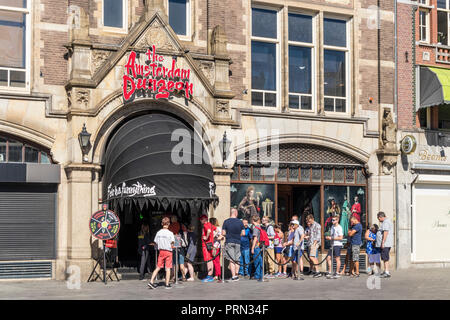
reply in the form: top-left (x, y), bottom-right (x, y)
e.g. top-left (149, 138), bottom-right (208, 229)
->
top-left (219, 131), bottom-right (231, 168)
top-left (78, 123), bottom-right (91, 162)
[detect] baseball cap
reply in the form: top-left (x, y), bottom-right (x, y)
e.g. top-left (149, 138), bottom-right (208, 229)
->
top-left (290, 220), bottom-right (300, 225)
top-left (199, 214), bottom-right (208, 221)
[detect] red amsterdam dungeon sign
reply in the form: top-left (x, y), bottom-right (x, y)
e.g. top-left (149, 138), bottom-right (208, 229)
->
top-left (89, 207), bottom-right (121, 241)
top-left (122, 45), bottom-right (194, 101)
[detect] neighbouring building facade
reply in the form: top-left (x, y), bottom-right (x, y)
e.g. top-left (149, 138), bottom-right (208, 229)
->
top-left (396, 0), bottom-right (450, 269)
top-left (0, 0), bottom-right (396, 281)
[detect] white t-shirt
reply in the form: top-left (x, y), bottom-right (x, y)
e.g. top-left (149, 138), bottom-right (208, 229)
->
top-left (213, 227), bottom-right (222, 249)
top-left (330, 224), bottom-right (343, 247)
top-left (154, 228), bottom-right (175, 251)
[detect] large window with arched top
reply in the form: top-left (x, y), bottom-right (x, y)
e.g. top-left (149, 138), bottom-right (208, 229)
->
top-left (0, 135), bottom-right (51, 163)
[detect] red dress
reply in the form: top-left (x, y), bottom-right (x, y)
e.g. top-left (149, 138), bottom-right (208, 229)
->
top-left (351, 203), bottom-right (361, 222)
top-left (202, 222), bottom-right (216, 261)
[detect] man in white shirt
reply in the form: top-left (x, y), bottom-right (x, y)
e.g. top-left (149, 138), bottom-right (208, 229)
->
top-left (148, 217), bottom-right (175, 290)
top-left (326, 215), bottom-right (344, 278)
top-left (377, 211), bottom-right (393, 278)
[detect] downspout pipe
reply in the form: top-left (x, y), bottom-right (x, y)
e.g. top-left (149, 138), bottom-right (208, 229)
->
top-left (394, 0), bottom-right (399, 271)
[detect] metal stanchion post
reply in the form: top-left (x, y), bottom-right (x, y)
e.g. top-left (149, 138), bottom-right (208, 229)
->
top-left (103, 240), bottom-right (107, 285)
top-left (155, 247), bottom-right (159, 281)
top-left (175, 246), bottom-right (178, 285)
top-left (221, 241), bottom-right (225, 283)
top-left (260, 245), bottom-right (266, 282)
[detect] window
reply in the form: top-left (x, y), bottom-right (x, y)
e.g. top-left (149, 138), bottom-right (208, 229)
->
top-left (168, 0), bottom-right (190, 36)
top-left (103, 0), bottom-right (126, 30)
top-left (251, 8), bottom-right (279, 108)
top-left (0, 135), bottom-right (51, 163)
top-left (438, 1), bottom-right (450, 45)
top-left (0, 0), bottom-right (30, 90)
top-left (323, 18), bottom-right (349, 113)
top-left (288, 13), bottom-right (314, 111)
top-left (419, 10), bottom-right (429, 43)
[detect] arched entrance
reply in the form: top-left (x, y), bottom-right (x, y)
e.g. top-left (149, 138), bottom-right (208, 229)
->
top-left (101, 112), bottom-right (217, 268)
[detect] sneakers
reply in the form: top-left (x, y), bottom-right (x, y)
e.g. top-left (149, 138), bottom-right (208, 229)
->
top-left (165, 284), bottom-right (172, 289)
top-left (381, 272), bottom-right (391, 278)
top-left (202, 276), bottom-right (215, 283)
top-left (147, 282), bottom-right (157, 289)
top-left (313, 272), bottom-right (323, 278)
top-left (186, 277), bottom-right (195, 282)
top-left (265, 274), bottom-right (275, 279)
top-left (231, 276), bottom-right (239, 282)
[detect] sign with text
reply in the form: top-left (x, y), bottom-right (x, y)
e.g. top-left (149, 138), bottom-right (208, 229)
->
top-left (89, 209), bottom-right (121, 241)
top-left (122, 45), bottom-right (194, 101)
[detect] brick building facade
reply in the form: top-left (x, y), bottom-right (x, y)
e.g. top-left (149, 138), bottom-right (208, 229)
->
top-left (396, 0), bottom-right (450, 269)
top-left (0, 0), bottom-right (397, 280)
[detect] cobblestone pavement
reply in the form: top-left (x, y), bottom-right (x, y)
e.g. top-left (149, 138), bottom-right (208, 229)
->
top-left (0, 268), bottom-right (449, 300)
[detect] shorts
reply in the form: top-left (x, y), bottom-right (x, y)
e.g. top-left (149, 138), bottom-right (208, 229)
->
top-left (309, 243), bottom-right (320, 258)
top-left (351, 245), bottom-right (360, 262)
top-left (284, 246), bottom-right (293, 257)
top-left (368, 253), bottom-right (381, 264)
top-left (381, 247), bottom-right (391, 261)
top-left (157, 250), bottom-right (173, 269)
top-left (274, 247), bottom-right (283, 254)
top-left (328, 246), bottom-right (342, 258)
top-left (178, 249), bottom-right (185, 265)
top-left (292, 249), bottom-right (304, 263)
top-left (202, 246), bottom-right (213, 262)
top-left (225, 242), bottom-right (241, 262)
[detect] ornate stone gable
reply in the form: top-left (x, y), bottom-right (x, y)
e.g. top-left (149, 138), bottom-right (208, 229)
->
top-left (133, 19), bottom-right (178, 52)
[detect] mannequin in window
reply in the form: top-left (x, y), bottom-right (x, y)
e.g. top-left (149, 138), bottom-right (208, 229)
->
top-left (238, 186), bottom-right (260, 220)
top-left (340, 194), bottom-right (350, 237)
top-left (351, 196), bottom-right (361, 222)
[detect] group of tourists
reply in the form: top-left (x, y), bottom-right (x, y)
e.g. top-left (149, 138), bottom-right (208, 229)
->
top-left (142, 208), bottom-right (394, 289)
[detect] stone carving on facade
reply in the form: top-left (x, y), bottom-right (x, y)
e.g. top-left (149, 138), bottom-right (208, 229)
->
top-left (135, 22), bottom-right (175, 51)
top-left (91, 50), bottom-right (111, 74)
top-left (75, 89), bottom-right (89, 108)
top-left (376, 108), bottom-right (399, 175)
top-left (215, 100), bottom-right (230, 118)
top-left (198, 61), bottom-right (215, 85)
top-left (382, 108), bottom-right (396, 150)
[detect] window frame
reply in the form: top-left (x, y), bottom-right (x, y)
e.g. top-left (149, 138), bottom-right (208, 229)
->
top-left (0, 134), bottom-right (52, 164)
top-left (419, 9), bottom-right (430, 43)
top-left (166, 0), bottom-right (192, 40)
top-left (287, 11), bottom-right (316, 114)
top-left (0, 1), bottom-right (31, 93)
top-left (102, 0), bottom-right (128, 33)
top-left (437, 0), bottom-right (450, 46)
top-left (250, 5), bottom-right (281, 110)
top-left (322, 16), bottom-right (351, 116)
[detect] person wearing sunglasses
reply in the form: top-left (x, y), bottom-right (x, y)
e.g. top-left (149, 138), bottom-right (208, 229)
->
top-left (325, 215), bottom-right (344, 278)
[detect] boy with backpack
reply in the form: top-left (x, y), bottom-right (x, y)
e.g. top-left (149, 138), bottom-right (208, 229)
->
top-left (251, 215), bottom-right (269, 282)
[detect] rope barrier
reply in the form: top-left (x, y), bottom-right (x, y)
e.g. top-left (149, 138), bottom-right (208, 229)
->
top-left (303, 246), bottom-right (330, 266)
top-left (222, 246), bottom-right (264, 267)
top-left (265, 247), bottom-right (293, 266)
top-left (178, 247), bottom-right (222, 266)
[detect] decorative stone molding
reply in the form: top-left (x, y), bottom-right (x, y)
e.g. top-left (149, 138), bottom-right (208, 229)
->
top-left (198, 61), bottom-right (215, 85)
top-left (135, 21), bottom-right (175, 51)
top-left (91, 50), bottom-right (111, 74)
top-left (215, 100), bottom-right (230, 119)
top-left (75, 89), bottom-right (90, 109)
top-left (376, 108), bottom-right (399, 175)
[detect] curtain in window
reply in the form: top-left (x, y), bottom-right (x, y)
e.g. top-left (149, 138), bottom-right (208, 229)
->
top-left (0, 10), bottom-right (25, 68)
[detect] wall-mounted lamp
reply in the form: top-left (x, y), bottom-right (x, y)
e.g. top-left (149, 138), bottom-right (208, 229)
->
top-left (218, 131), bottom-right (232, 168)
top-left (78, 123), bottom-right (92, 162)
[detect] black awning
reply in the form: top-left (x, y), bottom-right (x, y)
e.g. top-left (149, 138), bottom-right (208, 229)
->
top-left (419, 66), bottom-right (450, 110)
top-left (103, 113), bottom-right (217, 212)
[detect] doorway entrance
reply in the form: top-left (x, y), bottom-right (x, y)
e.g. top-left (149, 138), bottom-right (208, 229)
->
top-left (277, 185), bottom-right (320, 231)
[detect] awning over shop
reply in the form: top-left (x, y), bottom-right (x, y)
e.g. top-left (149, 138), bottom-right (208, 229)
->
top-left (419, 66), bottom-right (450, 110)
top-left (103, 113), bottom-right (218, 213)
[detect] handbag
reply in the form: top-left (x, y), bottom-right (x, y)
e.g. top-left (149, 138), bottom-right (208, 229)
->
top-left (206, 242), bottom-right (213, 251)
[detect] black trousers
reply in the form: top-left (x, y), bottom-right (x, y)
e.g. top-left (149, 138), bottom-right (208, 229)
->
top-left (139, 250), bottom-right (151, 278)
